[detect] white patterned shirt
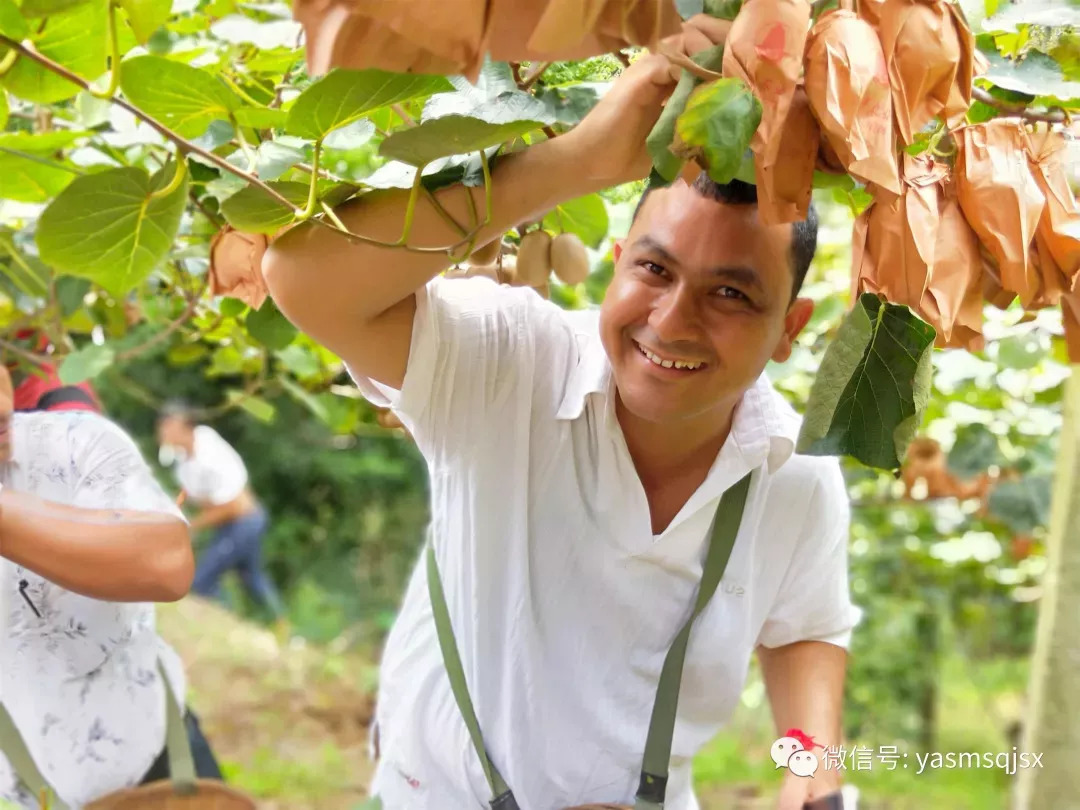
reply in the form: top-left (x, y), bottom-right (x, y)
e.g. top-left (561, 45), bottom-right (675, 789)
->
top-left (350, 277), bottom-right (862, 810)
top-left (0, 411), bottom-right (188, 809)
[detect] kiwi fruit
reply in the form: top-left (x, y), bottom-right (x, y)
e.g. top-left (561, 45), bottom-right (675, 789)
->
top-left (551, 233), bottom-right (589, 285)
top-left (469, 238), bottom-right (502, 266)
top-left (516, 229), bottom-right (553, 286)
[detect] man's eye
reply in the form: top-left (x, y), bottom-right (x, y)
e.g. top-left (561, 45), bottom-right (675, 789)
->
top-left (640, 260), bottom-right (665, 276)
top-left (715, 286), bottom-right (748, 301)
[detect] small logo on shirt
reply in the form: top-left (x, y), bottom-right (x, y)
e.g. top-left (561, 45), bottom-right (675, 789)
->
top-left (771, 729), bottom-right (822, 777)
top-left (721, 579), bottom-right (745, 597)
top-left (395, 765), bottom-right (421, 790)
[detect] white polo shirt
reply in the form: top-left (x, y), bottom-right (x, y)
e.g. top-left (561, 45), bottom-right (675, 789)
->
top-left (173, 425), bottom-right (248, 506)
top-left (352, 276), bottom-right (861, 810)
top-left (0, 411), bottom-right (188, 809)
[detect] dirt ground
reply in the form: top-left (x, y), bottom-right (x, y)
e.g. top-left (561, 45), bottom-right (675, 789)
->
top-left (157, 597), bottom-right (377, 810)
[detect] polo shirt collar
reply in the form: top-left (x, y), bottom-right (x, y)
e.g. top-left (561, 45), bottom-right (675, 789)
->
top-left (555, 329), bottom-right (800, 474)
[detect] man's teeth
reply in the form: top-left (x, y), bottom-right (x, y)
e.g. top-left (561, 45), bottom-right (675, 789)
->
top-left (637, 343), bottom-right (703, 370)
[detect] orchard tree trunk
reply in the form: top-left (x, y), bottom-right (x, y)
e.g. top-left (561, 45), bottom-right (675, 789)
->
top-left (1014, 369), bottom-right (1080, 810)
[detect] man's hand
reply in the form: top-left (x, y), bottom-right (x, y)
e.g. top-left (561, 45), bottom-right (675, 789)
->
top-left (563, 13), bottom-right (730, 186)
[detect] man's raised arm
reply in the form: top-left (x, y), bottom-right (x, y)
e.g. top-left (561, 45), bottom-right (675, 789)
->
top-left (261, 54), bottom-right (678, 390)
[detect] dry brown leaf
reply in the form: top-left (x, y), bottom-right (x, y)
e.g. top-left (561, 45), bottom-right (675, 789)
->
top-left (209, 226), bottom-right (271, 310)
top-left (955, 119), bottom-right (1046, 309)
top-left (294, 0), bottom-right (680, 80)
top-left (853, 154), bottom-right (983, 349)
top-left (756, 87), bottom-right (818, 224)
top-left (721, 0), bottom-right (812, 169)
top-left (858, 0), bottom-right (975, 144)
top-left (804, 9), bottom-right (900, 195)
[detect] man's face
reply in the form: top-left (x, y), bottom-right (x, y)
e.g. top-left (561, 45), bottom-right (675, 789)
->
top-left (599, 181), bottom-right (813, 428)
top-left (157, 415), bottom-right (190, 449)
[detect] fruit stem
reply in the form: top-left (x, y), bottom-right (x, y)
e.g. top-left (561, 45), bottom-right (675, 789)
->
top-left (296, 139), bottom-right (322, 221)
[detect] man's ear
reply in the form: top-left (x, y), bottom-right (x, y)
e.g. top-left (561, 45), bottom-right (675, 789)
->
top-left (771, 297), bottom-right (814, 364)
top-left (614, 239), bottom-right (624, 263)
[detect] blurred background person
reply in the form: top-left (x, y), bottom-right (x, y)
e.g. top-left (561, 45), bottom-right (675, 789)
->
top-left (0, 361), bottom-right (225, 808)
top-left (156, 401), bottom-right (287, 634)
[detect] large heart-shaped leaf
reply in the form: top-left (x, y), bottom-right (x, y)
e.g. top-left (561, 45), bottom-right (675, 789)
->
top-left (979, 42), bottom-right (1080, 102)
top-left (246, 298), bottom-right (297, 350)
top-left (379, 115), bottom-right (542, 167)
top-left (0, 91), bottom-right (7, 130)
top-left (543, 194), bottom-right (609, 249)
top-left (18, 0), bottom-right (92, 16)
top-left (0, 0), bottom-right (29, 38)
top-left (647, 43), bottom-right (725, 182)
top-left (673, 77), bottom-right (761, 186)
top-left (0, 148), bottom-right (77, 201)
top-left (255, 142), bottom-right (307, 180)
top-left (286, 69), bottom-right (452, 141)
top-left (220, 181), bottom-right (307, 233)
top-left (117, 0), bottom-right (172, 43)
top-left (58, 343), bottom-right (115, 384)
top-left (796, 293), bottom-right (936, 470)
top-left (2, 0), bottom-right (108, 104)
top-left (233, 106), bottom-right (289, 130)
top-left (120, 55), bottom-right (240, 138)
top-left (36, 163), bottom-right (189, 297)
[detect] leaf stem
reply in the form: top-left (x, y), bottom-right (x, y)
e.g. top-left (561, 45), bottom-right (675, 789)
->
top-left (398, 167), bottom-right (423, 244)
top-left (297, 138), bottom-right (322, 220)
top-left (149, 156), bottom-right (188, 200)
top-left (0, 34), bottom-right (305, 215)
top-left (232, 117), bottom-right (258, 172)
top-left (422, 187), bottom-right (468, 236)
top-left (89, 0), bottom-right (121, 100)
top-left (319, 201), bottom-right (348, 231)
top-left (221, 73), bottom-right (263, 108)
top-left (391, 103), bottom-right (417, 127)
top-left (0, 49), bottom-right (17, 76)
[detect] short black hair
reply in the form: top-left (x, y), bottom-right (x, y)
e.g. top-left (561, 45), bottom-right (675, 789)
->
top-left (632, 172), bottom-right (818, 300)
top-left (158, 399), bottom-right (196, 425)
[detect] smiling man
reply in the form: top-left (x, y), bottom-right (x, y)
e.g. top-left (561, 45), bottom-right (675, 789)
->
top-left (263, 36), bottom-right (860, 810)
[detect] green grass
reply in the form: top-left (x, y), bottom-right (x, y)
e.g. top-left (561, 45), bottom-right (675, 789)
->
top-left (222, 743), bottom-right (350, 798)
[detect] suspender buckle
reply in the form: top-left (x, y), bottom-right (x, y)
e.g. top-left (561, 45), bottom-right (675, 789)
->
top-left (490, 789), bottom-right (521, 810)
top-left (637, 771), bottom-right (668, 805)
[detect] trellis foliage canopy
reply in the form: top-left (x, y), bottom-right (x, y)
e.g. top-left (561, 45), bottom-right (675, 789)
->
top-left (0, 0), bottom-right (1077, 470)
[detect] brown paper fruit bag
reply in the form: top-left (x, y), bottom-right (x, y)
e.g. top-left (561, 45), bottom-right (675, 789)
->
top-left (858, 0), bottom-right (976, 144)
top-left (1064, 291), bottom-right (1080, 362)
top-left (721, 0), bottom-right (812, 169)
top-left (853, 154), bottom-right (983, 348)
top-left (209, 226), bottom-right (271, 310)
top-left (804, 10), bottom-right (900, 195)
top-left (924, 179), bottom-right (985, 351)
top-left (293, 0), bottom-right (680, 80)
top-left (756, 88), bottom-right (818, 224)
top-left (293, 0), bottom-right (484, 78)
top-left (955, 119), bottom-right (1046, 309)
top-left (1027, 126), bottom-right (1080, 281)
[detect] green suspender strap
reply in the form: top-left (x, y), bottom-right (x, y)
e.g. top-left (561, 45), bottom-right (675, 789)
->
top-left (634, 471), bottom-right (752, 810)
top-left (426, 470), bottom-right (752, 810)
top-left (0, 660), bottom-right (197, 809)
top-left (426, 546), bottom-right (518, 810)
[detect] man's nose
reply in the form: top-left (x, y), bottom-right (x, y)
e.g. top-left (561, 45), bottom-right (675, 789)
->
top-left (649, 284), bottom-right (701, 344)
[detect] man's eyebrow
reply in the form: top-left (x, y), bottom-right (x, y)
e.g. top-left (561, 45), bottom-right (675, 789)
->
top-left (711, 265), bottom-right (765, 293)
top-left (630, 235), bottom-right (681, 266)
